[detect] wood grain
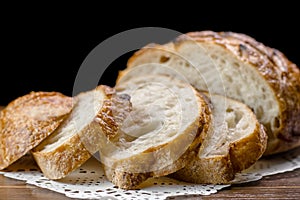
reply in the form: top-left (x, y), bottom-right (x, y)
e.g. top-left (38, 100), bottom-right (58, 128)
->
top-left (169, 168), bottom-right (300, 199)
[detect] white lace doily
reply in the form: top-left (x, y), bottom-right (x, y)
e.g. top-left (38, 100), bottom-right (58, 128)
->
top-left (1, 147), bottom-right (300, 200)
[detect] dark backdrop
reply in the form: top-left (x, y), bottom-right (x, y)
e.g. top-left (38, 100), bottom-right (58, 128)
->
top-left (2, 6), bottom-right (299, 105)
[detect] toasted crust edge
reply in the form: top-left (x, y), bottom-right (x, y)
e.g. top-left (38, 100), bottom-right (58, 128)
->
top-left (32, 133), bottom-right (93, 179)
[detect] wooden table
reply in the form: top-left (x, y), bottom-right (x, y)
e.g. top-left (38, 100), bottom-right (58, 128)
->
top-left (1, 168), bottom-right (299, 199)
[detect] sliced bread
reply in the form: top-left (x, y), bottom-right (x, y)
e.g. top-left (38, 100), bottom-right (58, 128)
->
top-left (0, 92), bottom-right (73, 170)
top-left (32, 85), bottom-right (131, 179)
top-left (173, 93), bottom-right (267, 184)
top-left (125, 31), bottom-right (300, 155)
top-left (100, 75), bottom-right (211, 189)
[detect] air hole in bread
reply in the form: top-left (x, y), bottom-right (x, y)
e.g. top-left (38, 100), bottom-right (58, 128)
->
top-left (236, 88), bottom-right (241, 96)
top-left (159, 56), bottom-right (170, 63)
top-left (225, 107), bottom-right (243, 129)
top-left (225, 75), bottom-right (233, 83)
top-left (241, 122), bottom-right (249, 130)
top-left (256, 106), bottom-right (263, 121)
top-left (266, 101), bottom-right (273, 110)
top-left (185, 98), bottom-right (192, 102)
top-left (234, 110), bottom-right (243, 125)
top-left (226, 108), bottom-right (233, 113)
top-left (210, 54), bottom-right (217, 59)
top-left (273, 117), bottom-right (281, 129)
top-left (233, 62), bottom-right (240, 68)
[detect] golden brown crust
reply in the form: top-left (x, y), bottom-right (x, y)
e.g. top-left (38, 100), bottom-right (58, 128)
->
top-left (104, 86), bottom-right (211, 189)
top-left (176, 31), bottom-right (300, 155)
top-left (106, 170), bottom-right (152, 190)
top-left (32, 134), bottom-right (92, 179)
top-left (96, 86), bottom-right (131, 141)
top-left (229, 124), bottom-right (267, 172)
top-left (0, 92), bottom-right (73, 170)
top-left (172, 154), bottom-right (235, 184)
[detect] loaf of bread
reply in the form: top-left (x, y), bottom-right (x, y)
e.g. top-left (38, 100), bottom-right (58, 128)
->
top-left (100, 75), bottom-right (210, 189)
top-left (125, 31), bottom-right (300, 155)
top-left (32, 86), bottom-right (131, 179)
top-left (0, 92), bottom-right (73, 170)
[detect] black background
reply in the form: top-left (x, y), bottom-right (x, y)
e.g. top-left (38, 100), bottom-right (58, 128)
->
top-left (1, 5), bottom-right (300, 105)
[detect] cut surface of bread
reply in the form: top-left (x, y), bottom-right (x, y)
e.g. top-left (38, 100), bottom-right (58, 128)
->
top-left (214, 31), bottom-right (300, 153)
top-left (0, 92), bottom-right (73, 170)
top-left (101, 75), bottom-right (210, 189)
top-left (125, 31), bottom-right (300, 155)
top-left (173, 93), bottom-right (267, 184)
top-left (32, 86), bottom-right (131, 179)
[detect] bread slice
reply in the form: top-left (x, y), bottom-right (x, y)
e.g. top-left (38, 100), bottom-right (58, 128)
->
top-left (125, 31), bottom-right (300, 155)
top-left (0, 92), bottom-right (73, 170)
top-left (101, 75), bottom-right (211, 189)
top-left (32, 85), bottom-right (131, 179)
top-left (173, 93), bottom-right (267, 184)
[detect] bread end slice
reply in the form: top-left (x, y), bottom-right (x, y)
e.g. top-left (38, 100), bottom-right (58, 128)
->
top-left (0, 92), bottom-right (73, 170)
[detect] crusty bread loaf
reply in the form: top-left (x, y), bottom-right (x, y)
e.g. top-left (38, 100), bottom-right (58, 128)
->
top-left (173, 93), bottom-right (267, 184)
top-left (125, 31), bottom-right (300, 155)
top-left (32, 86), bottom-right (131, 179)
top-left (0, 92), bottom-right (73, 170)
top-left (101, 75), bottom-right (211, 189)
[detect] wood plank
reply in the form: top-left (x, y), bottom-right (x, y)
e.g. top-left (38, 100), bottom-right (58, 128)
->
top-left (169, 168), bottom-right (300, 199)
